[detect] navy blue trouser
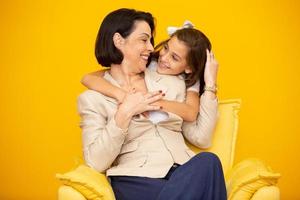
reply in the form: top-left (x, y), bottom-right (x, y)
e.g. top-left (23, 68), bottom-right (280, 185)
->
top-left (110, 152), bottom-right (227, 200)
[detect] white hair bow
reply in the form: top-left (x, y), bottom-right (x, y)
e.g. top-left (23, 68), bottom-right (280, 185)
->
top-left (167, 20), bottom-right (195, 36)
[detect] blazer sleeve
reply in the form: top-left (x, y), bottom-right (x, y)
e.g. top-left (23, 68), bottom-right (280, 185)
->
top-left (78, 91), bottom-right (126, 172)
top-left (182, 94), bottom-right (218, 149)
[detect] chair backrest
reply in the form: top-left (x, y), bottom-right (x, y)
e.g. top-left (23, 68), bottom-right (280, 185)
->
top-left (186, 99), bottom-right (241, 175)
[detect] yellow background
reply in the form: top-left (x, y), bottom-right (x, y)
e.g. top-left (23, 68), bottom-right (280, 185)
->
top-left (1, 0), bottom-right (299, 199)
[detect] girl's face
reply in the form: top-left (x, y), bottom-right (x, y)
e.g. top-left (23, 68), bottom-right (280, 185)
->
top-left (157, 36), bottom-right (192, 75)
top-left (119, 20), bottom-right (154, 74)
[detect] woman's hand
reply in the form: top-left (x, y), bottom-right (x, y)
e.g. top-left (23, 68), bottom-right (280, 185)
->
top-left (114, 90), bottom-right (163, 130)
top-left (204, 49), bottom-right (219, 87)
top-left (119, 90), bottom-right (163, 116)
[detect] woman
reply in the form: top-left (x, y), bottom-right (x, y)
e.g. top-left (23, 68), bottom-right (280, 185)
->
top-left (78, 8), bottom-right (226, 200)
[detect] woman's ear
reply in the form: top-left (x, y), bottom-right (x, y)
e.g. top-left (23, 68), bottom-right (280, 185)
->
top-left (113, 32), bottom-right (124, 49)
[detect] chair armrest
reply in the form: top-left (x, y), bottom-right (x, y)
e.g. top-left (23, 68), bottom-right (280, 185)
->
top-left (58, 185), bottom-right (87, 200)
top-left (250, 186), bottom-right (280, 200)
top-left (225, 158), bottom-right (280, 200)
top-left (56, 165), bottom-right (115, 200)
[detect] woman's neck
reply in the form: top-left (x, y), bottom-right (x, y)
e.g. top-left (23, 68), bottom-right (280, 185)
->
top-left (110, 64), bottom-right (144, 90)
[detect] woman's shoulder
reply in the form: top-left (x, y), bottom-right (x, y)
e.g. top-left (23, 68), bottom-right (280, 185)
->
top-left (78, 90), bottom-right (106, 102)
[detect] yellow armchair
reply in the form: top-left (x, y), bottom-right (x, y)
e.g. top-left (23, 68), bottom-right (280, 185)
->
top-left (57, 99), bottom-right (280, 200)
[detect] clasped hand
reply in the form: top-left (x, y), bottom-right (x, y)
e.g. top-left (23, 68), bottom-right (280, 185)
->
top-left (118, 90), bottom-right (164, 117)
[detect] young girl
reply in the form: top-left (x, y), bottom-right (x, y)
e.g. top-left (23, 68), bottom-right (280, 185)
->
top-left (82, 27), bottom-right (218, 122)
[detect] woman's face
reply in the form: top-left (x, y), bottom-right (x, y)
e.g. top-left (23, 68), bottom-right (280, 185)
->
top-left (120, 20), bottom-right (154, 74)
top-left (157, 36), bottom-right (192, 75)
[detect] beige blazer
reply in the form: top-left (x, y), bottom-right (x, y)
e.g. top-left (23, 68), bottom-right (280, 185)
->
top-left (78, 69), bottom-right (218, 178)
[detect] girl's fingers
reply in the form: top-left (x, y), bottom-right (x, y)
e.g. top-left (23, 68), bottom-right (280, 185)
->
top-left (206, 49), bottom-right (211, 62)
top-left (144, 90), bottom-right (162, 99)
top-left (211, 50), bottom-right (214, 59)
top-left (145, 94), bottom-right (163, 104)
top-left (210, 51), bottom-right (218, 65)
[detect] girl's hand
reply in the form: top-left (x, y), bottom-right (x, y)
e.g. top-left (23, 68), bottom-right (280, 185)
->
top-left (204, 49), bottom-right (219, 86)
